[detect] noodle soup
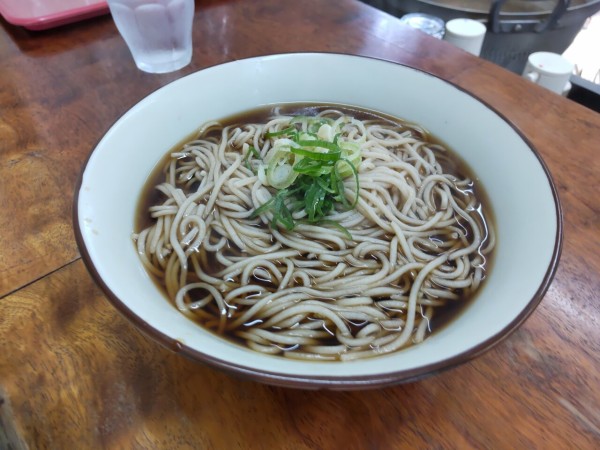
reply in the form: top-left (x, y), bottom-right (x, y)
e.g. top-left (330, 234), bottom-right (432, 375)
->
top-left (134, 103), bottom-right (495, 361)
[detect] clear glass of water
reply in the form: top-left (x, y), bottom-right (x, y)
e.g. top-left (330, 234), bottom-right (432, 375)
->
top-left (106, 0), bottom-right (195, 74)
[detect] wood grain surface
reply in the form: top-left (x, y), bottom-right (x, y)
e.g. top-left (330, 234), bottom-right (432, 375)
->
top-left (1, 0), bottom-right (599, 448)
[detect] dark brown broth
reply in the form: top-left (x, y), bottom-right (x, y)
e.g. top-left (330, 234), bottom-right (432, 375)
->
top-left (135, 103), bottom-right (496, 353)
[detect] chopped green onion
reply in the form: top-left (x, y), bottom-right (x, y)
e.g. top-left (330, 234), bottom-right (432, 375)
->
top-left (332, 158), bottom-right (359, 209)
top-left (304, 182), bottom-right (327, 221)
top-left (296, 139), bottom-right (341, 153)
top-left (293, 158), bottom-right (330, 176)
top-left (266, 149), bottom-right (300, 189)
top-left (265, 126), bottom-right (296, 138)
top-left (291, 147), bottom-right (341, 161)
top-left (315, 174), bottom-right (335, 193)
top-left (315, 219), bottom-right (353, 241)
top-left (250, 193), bottom-right (278, 218)
top-left (273, 193), bottom-right (295, 230)
top-left (252, 115), bottom-right (362, 232)
top-left (243, 146), bottom-right (261, 173)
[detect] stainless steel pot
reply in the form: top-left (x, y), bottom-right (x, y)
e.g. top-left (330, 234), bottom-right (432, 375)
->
top-left (363, 0), bottom-right (600, 73)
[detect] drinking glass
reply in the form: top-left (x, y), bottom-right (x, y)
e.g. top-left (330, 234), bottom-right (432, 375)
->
top-left (107, 0), bottom-right (195, 74)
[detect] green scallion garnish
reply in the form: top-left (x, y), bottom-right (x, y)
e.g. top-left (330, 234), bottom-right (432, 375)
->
top-left (252, 116), bottom-right (361, 236)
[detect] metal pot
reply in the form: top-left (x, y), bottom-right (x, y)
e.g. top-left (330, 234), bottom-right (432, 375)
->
top-left (363, 0), bottom-right (600, 73)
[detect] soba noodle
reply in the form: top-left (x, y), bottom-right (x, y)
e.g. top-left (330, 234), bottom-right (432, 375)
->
top-left (133, 105), bottom-right (495, 361)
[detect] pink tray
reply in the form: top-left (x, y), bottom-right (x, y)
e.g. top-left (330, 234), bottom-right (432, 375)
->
top-left (0, 0), bottom-right (109, 31)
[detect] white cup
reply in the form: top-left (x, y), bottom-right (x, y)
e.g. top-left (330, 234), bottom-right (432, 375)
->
top-left (522, 52), bottom-right (574, 95)
top-left (443, 18), bottom-right (487, 56)
top-left (107, 0), bottom-right (195, 74)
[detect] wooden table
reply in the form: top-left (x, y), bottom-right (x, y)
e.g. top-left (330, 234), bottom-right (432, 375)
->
top-left (1, 0), bottom-right (598, 448)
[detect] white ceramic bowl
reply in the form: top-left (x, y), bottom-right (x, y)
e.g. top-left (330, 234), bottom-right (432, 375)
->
top-left (74, 53), bottom-right (562, 389)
